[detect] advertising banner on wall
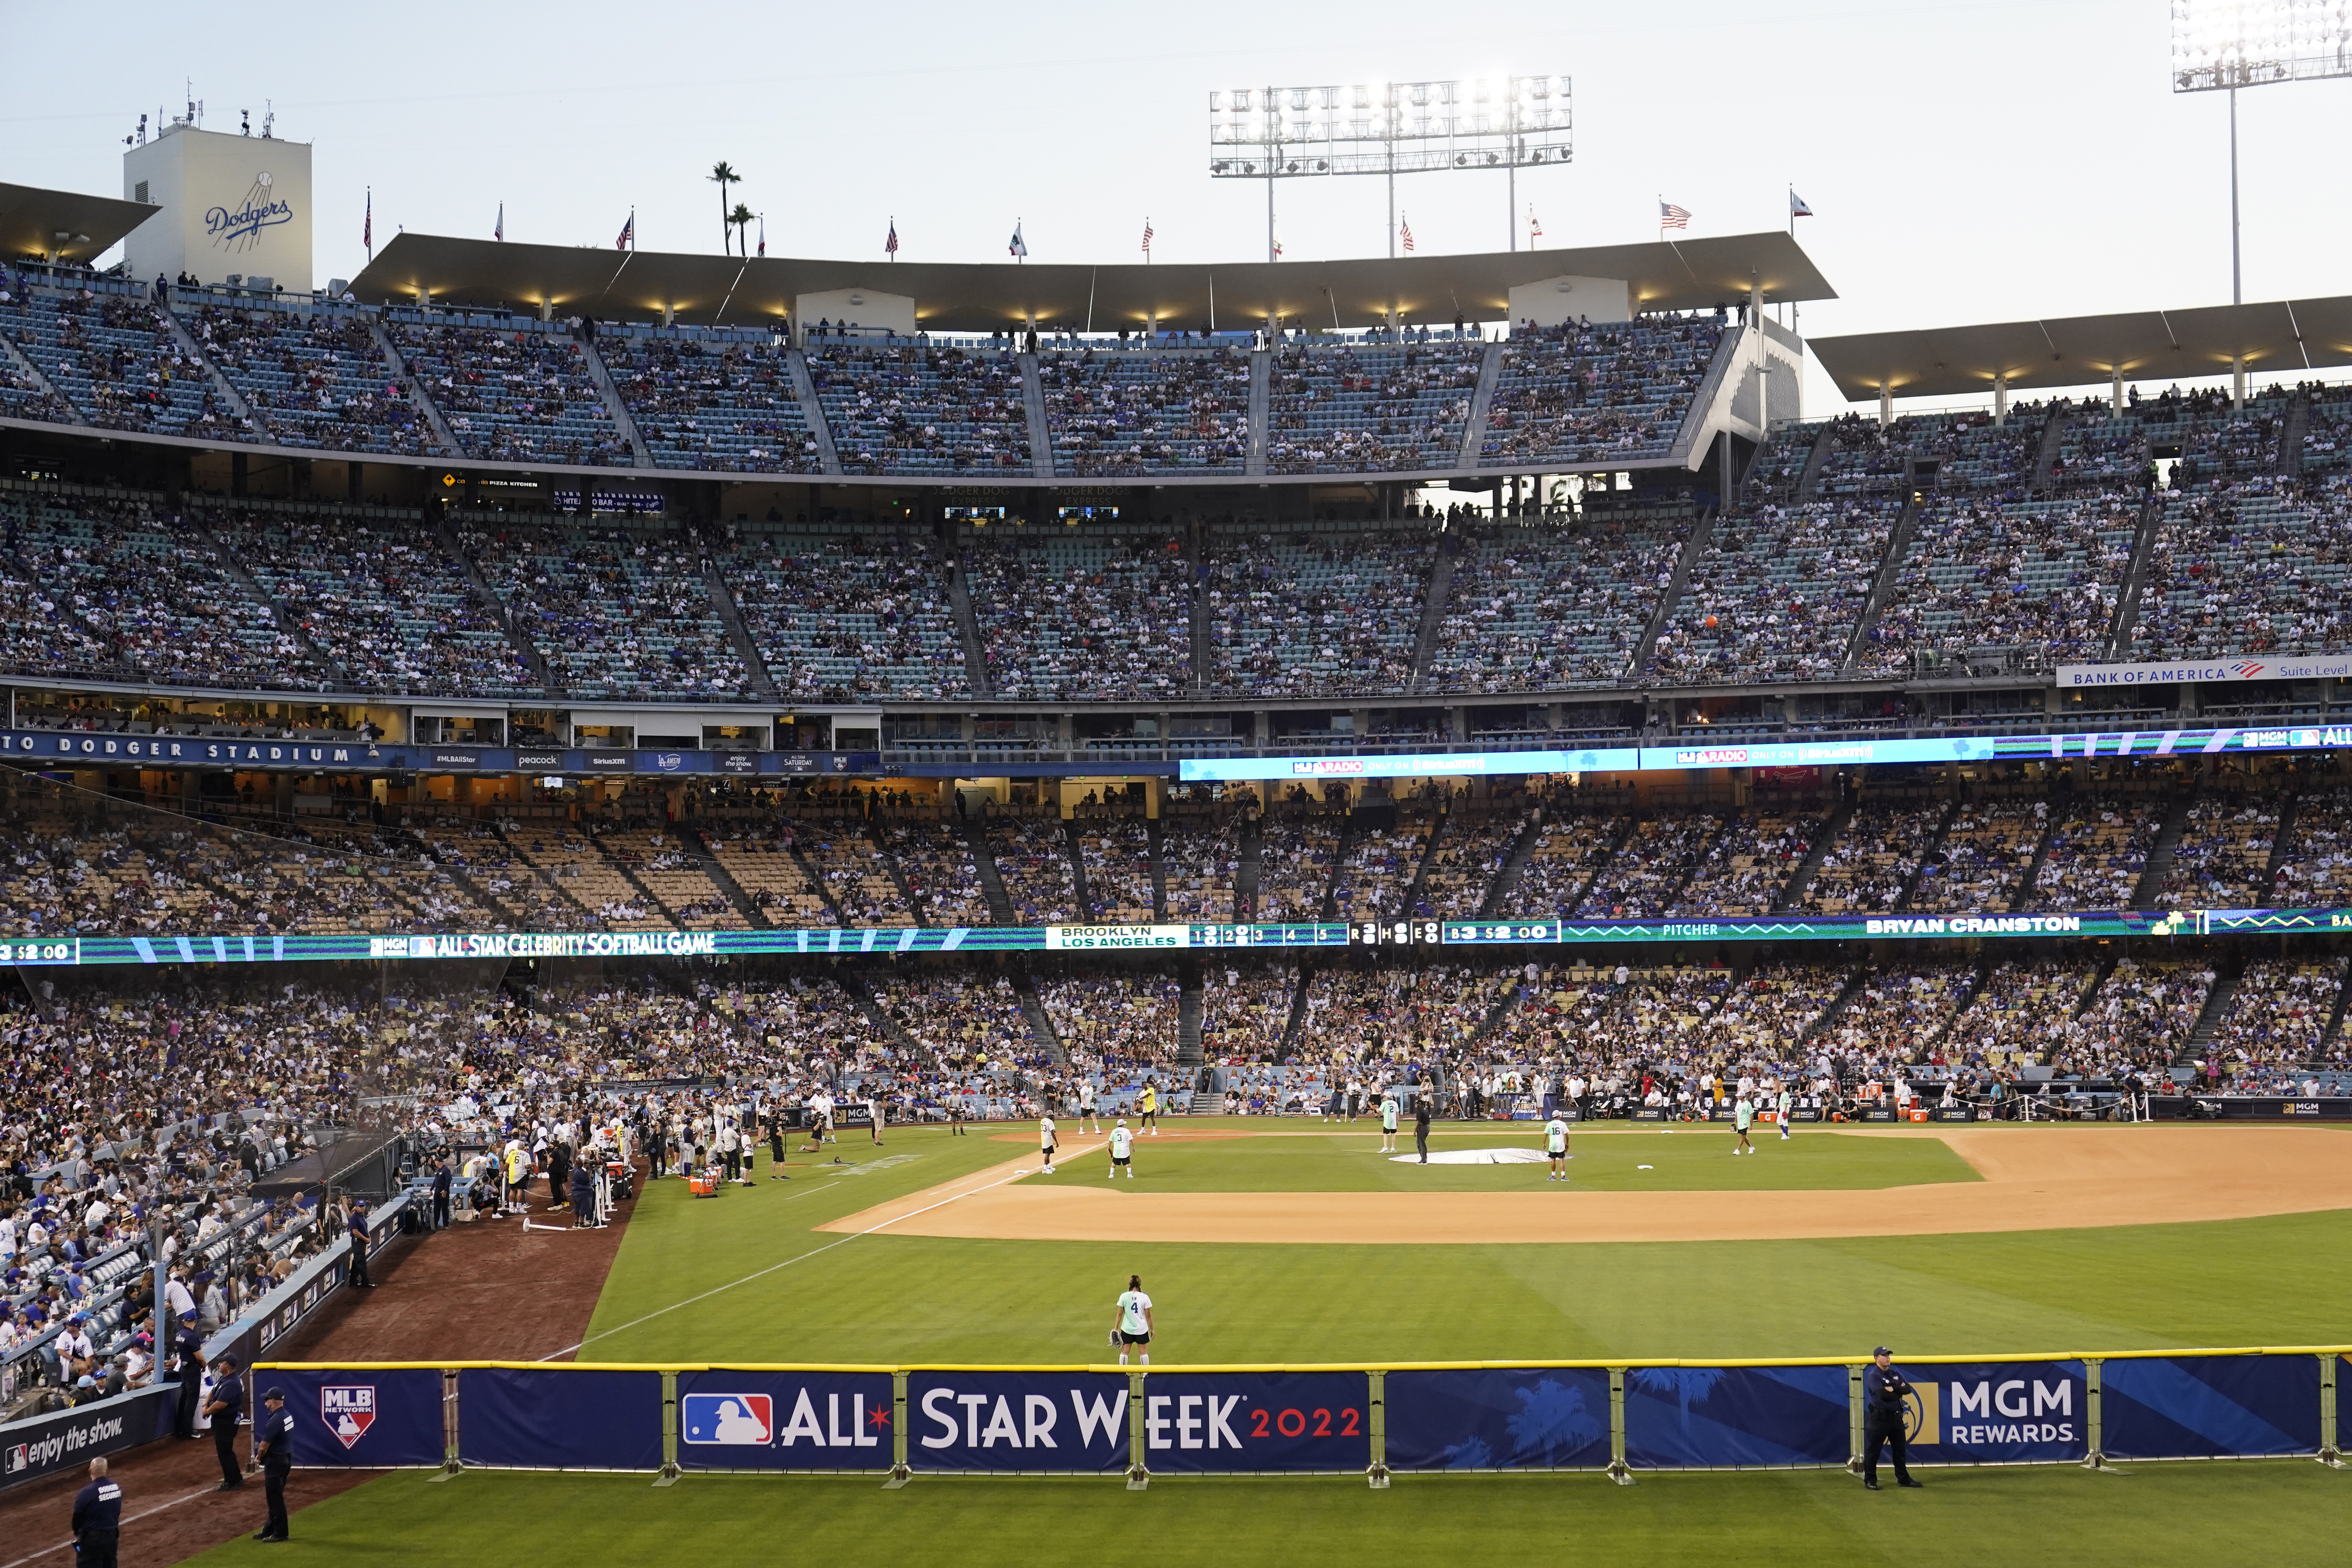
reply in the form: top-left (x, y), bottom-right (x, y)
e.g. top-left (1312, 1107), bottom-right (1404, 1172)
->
top-left (906, 1372), bottom-right (1132, 1474)
top-left (456, 1368), bottom-right (663, 1471)
top-left (0, 1387), bottom-right (175, 1492)
top-left (1893, 1360), bottom-right (2087, 1465)
top-left (2098, 1355), bottom-right (2321, 1460)
top-left (1623, 1364), bottom-right (1851, 1468)
top-left (267, 1367), bottom-right (447, 1468)
top-left (1383, 1367), bottom-right (1612, 1471)
top-left (676, 1370), bottom-right (894, 1471)
top-left (1140, 1371), bottom-right (1370, 1474)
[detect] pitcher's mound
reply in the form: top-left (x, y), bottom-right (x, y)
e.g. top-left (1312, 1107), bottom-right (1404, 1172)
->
top-left (1392, 1147), bottom-right (1550, 1165)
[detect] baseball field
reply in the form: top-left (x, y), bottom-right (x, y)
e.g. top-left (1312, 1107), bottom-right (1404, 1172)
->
top-left (192, 1120), bottom-right (2352, 1564)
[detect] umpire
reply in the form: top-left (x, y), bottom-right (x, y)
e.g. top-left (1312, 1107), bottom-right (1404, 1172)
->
top-left (252, 1385), bottom-right (295, 1543)
top-left (1861, 1345), bottom-right (1923, 1490)
top-left (69, 1457), bottom-right (122, 1568)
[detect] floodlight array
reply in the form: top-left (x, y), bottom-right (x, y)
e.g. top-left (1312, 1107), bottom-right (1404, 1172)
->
top-left (2172, 0), bottom-right (2352, 90)
top-left (1208, 77), bottom-right (1572, 178)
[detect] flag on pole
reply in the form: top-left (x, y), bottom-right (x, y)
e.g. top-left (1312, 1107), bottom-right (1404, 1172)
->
top-left (1659, 200), bottom-right (1691, 230)
top-left (1527, 205), bottom-right (1542, 245)
top-left (757, 215), bottom-right (766, 258)
top-left (1789, 189), bottom-right (1814, 219)
top-left (494, 202), bottom-right (504, 242)
top-left (1008, 220), bottom-right (1027, 259)
top-left (1141, 216), bottom-right (1154, 258)
top-left (1272, 231), bottom-right (1284, 259)
top-left (886, 218), bottom-right (898, 258)
top-left (1399, 215), bottom-right (1413, 253)
top-left (616, 210), bottom-right (635, 251)
top-left (363, 188), bottom-right (372, 258)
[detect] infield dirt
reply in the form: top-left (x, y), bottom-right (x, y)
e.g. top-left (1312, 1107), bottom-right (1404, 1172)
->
top-left (820, 1125), bottom-right (2352, 1245)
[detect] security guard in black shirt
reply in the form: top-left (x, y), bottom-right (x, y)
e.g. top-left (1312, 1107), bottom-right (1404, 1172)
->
top-left (254, 1386), bottom-right (296, 1543)
top-left (172, 1315), bottom-right (205, 1439)
top-left (1861, 1345), bottom-right (1923, 1490)
top-left (70, 1456), bottom-right (122, 1568)
top-left (205, 1357), bottom-right (247, 1489)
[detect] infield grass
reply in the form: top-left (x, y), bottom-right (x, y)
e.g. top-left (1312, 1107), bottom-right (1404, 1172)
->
top-left (190, 1461), bottom-right (2352, 1566)
top-left (569, 1122), bottom-right (2352, 1366)
top-left (1047, 1127), bottom-right (1980, 1192)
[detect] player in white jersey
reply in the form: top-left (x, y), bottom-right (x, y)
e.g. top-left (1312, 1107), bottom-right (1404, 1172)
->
top-left (1111, 1274), bottom-right (1154, 1365)
top-left (1039, 1114), bottom-right (1058, 1174)
top-left (1545, 1114), bottom-right (1571, 1180)
top-left (1079, 1080), bottom-right (1100, 1133)
top-left (1108, 1118), bottom-right (1134, 1178)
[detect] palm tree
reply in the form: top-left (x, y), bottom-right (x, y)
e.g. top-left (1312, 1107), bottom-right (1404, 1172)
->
top-left (708, 162), bottom-right (740, 252)
top-left (728, 203), bottom-right (757, 259)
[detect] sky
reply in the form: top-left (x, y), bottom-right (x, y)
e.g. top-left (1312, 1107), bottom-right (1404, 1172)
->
top-left (8, 0), bottom-right (2352, 412)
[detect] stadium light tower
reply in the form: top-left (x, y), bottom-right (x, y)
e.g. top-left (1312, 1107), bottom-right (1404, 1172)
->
top-left (1209, 77), bottom-right (1572, 263)
top-left (2172, 0), bottom-right (2352, 303)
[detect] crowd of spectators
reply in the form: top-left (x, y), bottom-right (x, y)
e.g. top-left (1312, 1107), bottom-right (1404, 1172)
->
top-left (2164, 789), bottom-right (2283, 907)
top-left (2129, 475), bottom-right (2352, 659)
top-left (885, 821), bottom-right (992, 926)
top-left (1201, 963), bottom-right (1301, 1060)
top-left (2024, 794), bottom-right (2162, 911)
top-left (1674, 811), bottom-right (1820, 916)
top-left (1573, 811), bottom-right (1720, 918)
top-left (1479, 316), bottom-right (1721, 467)
top-left (1204, 525), bottom-right (1432, 695)
top-left (1424, 512), bottom-right (1688, 691)
top-left (1797, 799), bottom-right (1943, 914)
top-left (1160, 814), bottom-right (1244, 921)
top-left (0, 287), bottom-right (241, 441)
top-left (984, 817), bottom-right (1081, 924)
top-left (601, 331), bottom-right (821, 473)
top-left (1041, 349), bottom-right (1251, 474)
top-left (1266, 342), bottom-right (1481, 473)
top-left (1076, 819), bottom-right (1159, 922)
top-left (1647, 501), bottom-right (1896, 683)
top-left (808, 344), bottom-right (1030, 475)
top-left (965, 525), bottom-right (1192, 700)
top-left (717, 523), bottom-right (967, 701)
top-left (390, 322), bottom-right (630, 467)
top-left (1908, 799), bottom-right (2043, 914)
top-left (188, 302), bottom-right (436, 456)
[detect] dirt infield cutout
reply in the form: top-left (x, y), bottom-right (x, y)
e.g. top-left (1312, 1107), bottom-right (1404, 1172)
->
top-left (822, 1126), bottom-right (2352, 1245)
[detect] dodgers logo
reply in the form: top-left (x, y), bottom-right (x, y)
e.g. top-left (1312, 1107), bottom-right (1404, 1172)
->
top-left (322, 1385), bottom-right (377, 1449)
top-left (682, 1393), bottom-right (774, 1446)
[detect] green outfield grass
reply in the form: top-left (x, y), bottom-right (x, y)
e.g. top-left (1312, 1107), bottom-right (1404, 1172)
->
top-left (189, 1461), bottom-right (2352, 1566)
top-left (1048, 1128), bottom-right (1980, 1192)
top-left (566, 1123), bottom-right (2352, 1366)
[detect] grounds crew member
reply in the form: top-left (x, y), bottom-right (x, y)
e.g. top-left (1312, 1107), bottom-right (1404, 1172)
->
top-left (1861, 1346), bottom-right (1922, 1490)
top-left (205, 1356), bottom-right (247, 1489)
top-left (253, 1385), bottom-right (295, 1542)
top-left (70, 1457), bottom-right (122, 1568)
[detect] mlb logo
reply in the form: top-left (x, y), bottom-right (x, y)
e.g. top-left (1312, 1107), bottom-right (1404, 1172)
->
top-left (4, 1444), bottom-right (25, 1474)
top-left (322, 1385), bottom-right (377, 1450)
top-left (682, 1393), bottom-right (773, 1446)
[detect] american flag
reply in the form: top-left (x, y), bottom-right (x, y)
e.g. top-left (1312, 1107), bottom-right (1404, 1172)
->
top-left (886, 219), bottom-right (898, 257)
top-left (1659, 200), bottom-right (1691, 230)
top-left (616, 211), bottom-right (635, 251)
top-left (362, 189), bottom-right (372, 256)
top-left (1399, 215), bottom-right (1414, 253)
top-left (1140, 216), bottom-right (1153, 255)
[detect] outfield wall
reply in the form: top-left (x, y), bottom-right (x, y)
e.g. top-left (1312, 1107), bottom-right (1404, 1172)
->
top-left (252, 1351), bottom-right (2346, 1479)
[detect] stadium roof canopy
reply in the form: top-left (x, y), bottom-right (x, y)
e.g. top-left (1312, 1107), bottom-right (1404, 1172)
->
top-left (1810, 297), bottom-right (2352, 402)
top-left (346, 230), bottom-right (1835, 330)
top-left (0, 181), bottom-right (158, 267)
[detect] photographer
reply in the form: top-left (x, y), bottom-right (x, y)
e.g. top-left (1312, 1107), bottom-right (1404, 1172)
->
top-left (1860, 1346), bottom-right (1922, 1491)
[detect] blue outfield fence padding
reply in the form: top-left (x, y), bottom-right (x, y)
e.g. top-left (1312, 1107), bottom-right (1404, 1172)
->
top-left (250, 1350), bottom-right (2349, 1478)
top-left (681, 1370), bottom-right (894, 1472)
top-left (1384, 1367), bottom-right (1612, 1472)
top-left (908, 1371), bottom-right (1131, 1474)
top-left (1141, 1372), bottom-right (1371, 1474)
top-left (2100, 1356), bottom-right (2322, 1461)
top-left (269, 1368), bottom-right (447, 1468)
top-left (1624, 1364), bottom-right (1851, 1468)
top-left (457, 1368), bottom-right (664, 1472)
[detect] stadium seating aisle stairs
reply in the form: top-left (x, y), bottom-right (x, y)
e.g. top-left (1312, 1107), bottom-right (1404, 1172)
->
top-left (2102, 495), bottom-right (2170, 659)
top-left (205, 544), bottom-right (353, 688)
top-left (434, 514), bottom-right (557, 695)
top-left (1773, 799), bottom-right (1856, 911)
top-left (2128, 795), bottom-right (2196, 909)
top-left (1475, 811), bottom-right (1556, 918)
top-left (690, 834), bottom-right (773, 928)
top-left (1059, 818), bottom-right (1096, 918)
top-left (958, 817), bottom-right (1019, 925)
top-left (701, 557), bottom-right (780, 700)
top-left (2256, 792), bottom-right (2302, 904)
top-left (575, 334), bottom-right (653, 466)
top-left (1838, 491), bottom-right (1924, 673)
top-left (1628, 507), bottom-right (1717, 679)
top-left (367, 319), bottom-right (460, 455)
top-left (1013, 969), bottom-right (1065, 1061)
top-left (944, 549), bottom-right (994, 700)
top-left (1145, 818), bottom-right (1171, 919)
top-left (1019, 352), bottom-right (1054, 479)
top-left (2318, 956), bottom-right (2352, 1054)
top-left (2280, 390), bottom-right (2309, 476)
top-left (1245, 348), bottom-right (1270, 477)
top-left (1457, 341), bottom-right (1505, 468)
top-left (2026, 405), bottom-right (2069, 495)
top-left (2182, 959), bottom-right (2245, 1057)
top-left (1394, 805), bottom-right (1451, 920)
top-left (1235, 815), bottom-right (1265, 919)
top-left (154, 307), bottom-right (262, 429)
top-left (0, 329), bottom-right (83, 421)
top-left (783, 347), bottom-right (844, 476)
top-left (1408, 543), bottom-right (1457, 692)
top-left (1793, 423), bottom-right (1836, 502)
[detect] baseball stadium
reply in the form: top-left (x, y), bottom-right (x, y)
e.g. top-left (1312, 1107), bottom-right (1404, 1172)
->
top-left (2, 2), bottom-right (2352, 1563)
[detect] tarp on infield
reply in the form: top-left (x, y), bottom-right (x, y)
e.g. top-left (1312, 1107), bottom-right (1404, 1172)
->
top-left (457, 1368), bottom-right (662, 1471)
top-left (677, 1370), bottom-right (894, 1471)
top-left (268, 1367), bottom-right (446, 1468)
top-left (1383, 1367), bottom-right (1612, 1471)
top-left (1624, 1364), bottom-right (1850, 1468)
top-left (2100, 1355), bottom-right (2321, 1460)
top-left (907, 1371), bottom-right (1131, 1473)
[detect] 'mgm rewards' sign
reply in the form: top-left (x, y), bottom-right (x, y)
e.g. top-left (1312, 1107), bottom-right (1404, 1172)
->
top-left (1901, 1360), bottom-right (2086, 1464)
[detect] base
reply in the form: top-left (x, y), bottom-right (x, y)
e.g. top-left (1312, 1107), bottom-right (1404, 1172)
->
top-left (1366, 1464), bottom-right (1390, 1490)
top-left (1125, 1466), bottom-right (1151, 1491)
top-left (1605, 1461), bottom-right (1635, 1487)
